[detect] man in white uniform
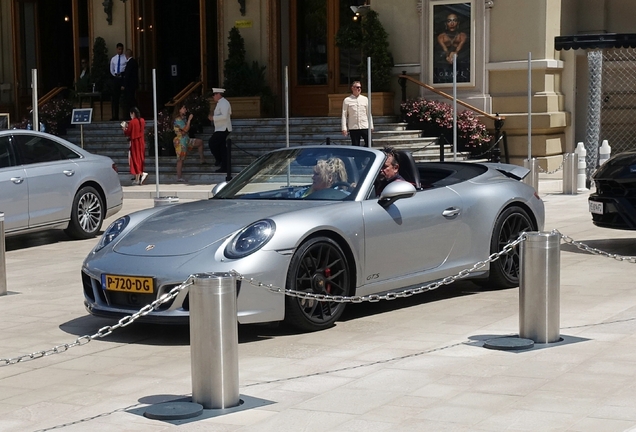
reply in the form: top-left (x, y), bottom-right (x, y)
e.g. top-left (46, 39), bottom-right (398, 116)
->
top-left (208, 88), bottom-right (232, 172)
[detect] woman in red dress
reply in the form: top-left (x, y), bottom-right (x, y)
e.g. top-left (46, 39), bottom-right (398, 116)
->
top-left (123, 107), bottom-right (147, 185)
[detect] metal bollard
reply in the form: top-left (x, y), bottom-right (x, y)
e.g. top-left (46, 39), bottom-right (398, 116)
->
top-left (562, 153), bottom-right (578, 195)
top-left (190, 273), bottom-right (240, 409)
top-left (0, 213), bottom-right (6, 296)
top-left (575, 142), bottom-right (588, 192)
top-left (519, 231), bottom-right (560, 343)
top-left (523, 158), bottom-right (539, 191)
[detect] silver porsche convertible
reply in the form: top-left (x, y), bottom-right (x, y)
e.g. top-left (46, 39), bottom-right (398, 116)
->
top-left (82, 145), bottom-right (544, 331)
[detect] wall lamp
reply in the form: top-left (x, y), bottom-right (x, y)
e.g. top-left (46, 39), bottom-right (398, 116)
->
top-left (350, 5), bottom-right (371, 16)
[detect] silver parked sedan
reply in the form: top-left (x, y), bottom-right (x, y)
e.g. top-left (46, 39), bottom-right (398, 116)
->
top-left (0, 129), bottom-right (123, 239)
top-left (82, 145), bottom-right (544, 331)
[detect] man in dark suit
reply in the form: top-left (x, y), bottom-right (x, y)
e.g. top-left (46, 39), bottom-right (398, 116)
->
top-left (122, 49), bottom-right (139, 114)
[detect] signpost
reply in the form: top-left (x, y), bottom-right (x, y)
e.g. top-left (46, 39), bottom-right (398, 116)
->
top-left (71, 108), bottom-right (93, 148)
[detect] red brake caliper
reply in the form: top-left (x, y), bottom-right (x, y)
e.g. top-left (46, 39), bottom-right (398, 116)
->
top-left (324, 267), bottom-right (332, 293)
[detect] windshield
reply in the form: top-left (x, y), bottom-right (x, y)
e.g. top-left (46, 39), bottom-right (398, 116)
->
top-left (214, 147), bottom-right (378, 200)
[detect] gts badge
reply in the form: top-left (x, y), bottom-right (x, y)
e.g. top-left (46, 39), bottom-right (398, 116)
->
top-left (366, 273), bottom-right (379, 281)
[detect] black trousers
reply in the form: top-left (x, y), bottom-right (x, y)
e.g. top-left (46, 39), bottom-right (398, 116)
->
top-left (209, 130), bottom-right (230, 168)
top-left (123, 88), bottom-right (137, 115)
top-left (111, 76), bottom-right (123, 120)
top-left (349, 129), bottom-right (370, 147)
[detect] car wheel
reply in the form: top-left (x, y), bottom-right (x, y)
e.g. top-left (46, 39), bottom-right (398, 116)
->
top-left (284, 237), bottom-right (351, 331)
top-left (487, 206), bottom-right (535, 289)
top-left (65, 186), bottom-right (104, 239)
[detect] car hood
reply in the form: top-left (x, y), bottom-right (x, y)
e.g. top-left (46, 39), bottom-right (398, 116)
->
top-left (113, 199), bottom-right (329, 256)
top-left (593, 151), bottom-right (636, 180)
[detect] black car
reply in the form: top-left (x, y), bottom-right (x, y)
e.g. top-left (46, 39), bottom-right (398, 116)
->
top-left (589, 151), bottom-right (636, 229)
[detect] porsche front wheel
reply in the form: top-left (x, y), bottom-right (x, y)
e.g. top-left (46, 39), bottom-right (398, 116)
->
top-left (284, 237), bottom-right (351, 331)
top-left (487, 206), bottom-right (535, 289)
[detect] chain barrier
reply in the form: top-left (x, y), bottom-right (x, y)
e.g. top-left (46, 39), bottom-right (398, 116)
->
top-left (468, 134), bottom-right (504, 160)
top-left (4, 230), bottom-right (636, 367)
top-left (230, 141), bottom-right (260, 158)
top-left (556, 229), bottom-right (636, 263)
top-left (0, 278), bottom-right (194, 366)
top-left (537, 154), bottom-right (567, 175)
top-left (232, 233), bottom-right (527, 303)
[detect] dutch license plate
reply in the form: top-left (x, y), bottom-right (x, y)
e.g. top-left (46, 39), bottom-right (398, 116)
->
top-left (102, 274), bottom-right (154, 293)
top-left (589, 200), bottom-right (603, 215)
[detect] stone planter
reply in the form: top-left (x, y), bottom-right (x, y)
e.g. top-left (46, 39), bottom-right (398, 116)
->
top-left (327, 92), bottom-right (395, 117)
top-left (212, 96), bottom-right (261, 119)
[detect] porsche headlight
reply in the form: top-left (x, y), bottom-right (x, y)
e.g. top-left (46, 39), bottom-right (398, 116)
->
top-left (225, 220), bottom-right (276, 259)
top-left (94, 216), bottom-right (130, 253)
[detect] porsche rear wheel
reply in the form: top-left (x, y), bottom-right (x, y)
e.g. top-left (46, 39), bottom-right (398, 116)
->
top-left (65, 186), bottom-right (104, 239)
top-left (487, 206), bottom-right (535, 289)
top-left (284, 237), bottom-right (351, 332)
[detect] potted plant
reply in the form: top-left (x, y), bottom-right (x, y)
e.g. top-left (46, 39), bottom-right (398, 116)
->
top-left (91, 37), bottom-right (109, 93)
top-left (220, 27), bottom-right (272, 118)
top-left (401, 97), bottom-right (492, 156)
top-left (332, 9), bottom-right (395, 116)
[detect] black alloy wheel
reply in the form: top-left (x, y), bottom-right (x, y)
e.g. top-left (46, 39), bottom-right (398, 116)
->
top-left (284, 237), bottom-right (351, 331)
top-left (487, 206), bottom-right (535, 289)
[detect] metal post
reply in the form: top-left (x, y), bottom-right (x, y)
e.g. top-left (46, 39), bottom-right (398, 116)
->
top-left (523, 158), bottom-right (539, 191)
top-left (452, 54), bottom-right (457, 161)
top-left (32, 69), bottom-right (39, 132)
top-left (527, 52), bottom-right (532, 161)
top-left (562, 153), bottom-right (578, 195)
top-left (225, 138), bottom-right (232, 182)
top-left (0, 213), bottom-right (6, 296)
top-left (399, 71), bottom-right (407, 104)
top-left (519, 231), bottom-right (560, 343)
top-left (190, 273), bottom-right (240, 409)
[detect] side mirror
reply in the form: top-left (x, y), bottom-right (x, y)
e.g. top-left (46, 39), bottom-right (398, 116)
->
top-left (378, 180), bottom-right (416, 207)
top-left (211, 181), bottom-right (227, 197)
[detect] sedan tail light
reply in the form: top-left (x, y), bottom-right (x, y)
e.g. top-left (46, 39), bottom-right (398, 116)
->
top-left (112, 163), bottom-right (118, 173)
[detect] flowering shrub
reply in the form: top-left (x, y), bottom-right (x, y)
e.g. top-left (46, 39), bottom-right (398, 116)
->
top-left (401, 98), bottom-right (491, 150)
top-left (14, 98), bottom-right (74, 136)
top-left (146, 108), bottom-right (174, 147)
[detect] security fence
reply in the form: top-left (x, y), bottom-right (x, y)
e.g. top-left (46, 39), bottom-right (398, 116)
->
top-left (601, 48), bottom-right (636, 155)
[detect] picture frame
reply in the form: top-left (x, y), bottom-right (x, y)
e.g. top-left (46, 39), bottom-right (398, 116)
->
top-left (429, 0), bottom-right (474, 87)
top-left (0, 113), bottom-right (9, 130)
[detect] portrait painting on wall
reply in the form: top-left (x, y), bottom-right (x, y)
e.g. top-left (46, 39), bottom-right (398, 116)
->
top-left (430, 0), bottom-right (473, 86)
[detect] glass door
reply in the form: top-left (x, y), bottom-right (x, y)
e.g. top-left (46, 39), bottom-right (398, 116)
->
top-left (290, 0), bottom-right (356, 116)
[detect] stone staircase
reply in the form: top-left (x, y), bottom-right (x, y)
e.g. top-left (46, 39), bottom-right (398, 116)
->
top-left (64, 116), bottom-right (465, 185)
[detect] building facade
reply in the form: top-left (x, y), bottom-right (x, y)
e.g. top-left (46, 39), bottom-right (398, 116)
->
top-left (0, 0), bottom-right (635, 167)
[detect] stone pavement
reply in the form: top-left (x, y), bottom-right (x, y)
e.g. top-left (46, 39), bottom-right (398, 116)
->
top-left (2, 175), bottom-right (636, 431)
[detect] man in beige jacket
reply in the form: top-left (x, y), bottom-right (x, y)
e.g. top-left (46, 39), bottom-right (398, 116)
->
top-left (341, 81), bottom-right (374, 146)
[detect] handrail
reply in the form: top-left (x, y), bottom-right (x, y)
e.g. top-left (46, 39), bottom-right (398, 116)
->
top-left (398, 72), bottom-right (509, 163)
top-left (26, 87), bottom-right (67, 110)
top-left (165, 81), bottom-right (203, 107)
top-left (398, 74), bottom-right (504, 121)
top-left (39, 87), bottom-right (67, 107)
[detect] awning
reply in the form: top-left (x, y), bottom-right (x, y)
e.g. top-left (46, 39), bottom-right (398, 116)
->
top-left (555, 33), bottom-right (636, 50)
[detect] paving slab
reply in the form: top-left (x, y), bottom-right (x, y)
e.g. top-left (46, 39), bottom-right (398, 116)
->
top-left (2, 175), bottom-right (636, 431)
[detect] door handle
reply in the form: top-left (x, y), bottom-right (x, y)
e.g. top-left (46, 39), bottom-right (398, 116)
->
top-left (11, 177), bottom-right (24, 184)
top-left (442, 207), bottom-right (460, 218)
top-left (63, 170), bottom-right (75, 177)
